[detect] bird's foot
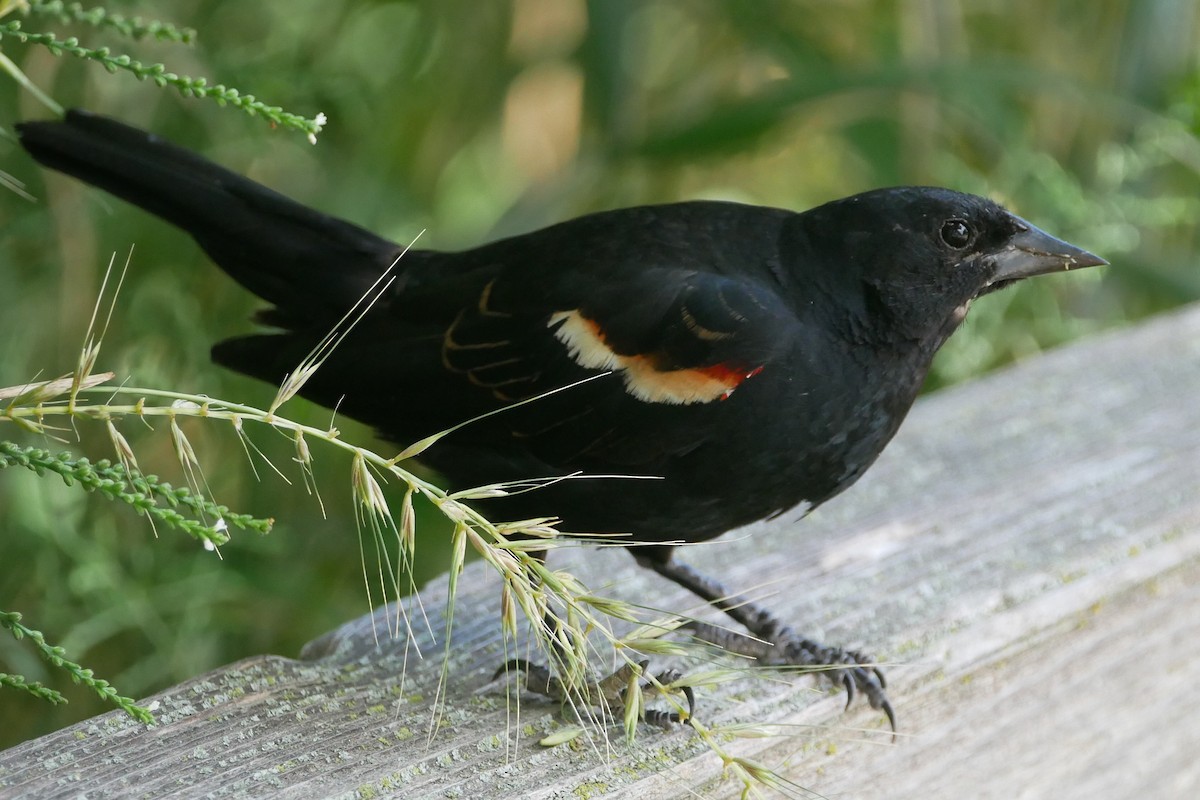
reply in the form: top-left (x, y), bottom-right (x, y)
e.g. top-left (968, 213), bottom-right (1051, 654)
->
top-left (494, 658), bottom-right (695, 729)
top-left (687, 621), bottom-right (895, 732)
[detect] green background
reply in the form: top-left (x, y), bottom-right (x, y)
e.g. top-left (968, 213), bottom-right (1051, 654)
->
top-left (1, 0), bottom-right (1197, 748)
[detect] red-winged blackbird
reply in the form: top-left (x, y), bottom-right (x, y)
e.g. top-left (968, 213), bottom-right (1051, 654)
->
top-left (17, 110), bottom-right (1104, 729)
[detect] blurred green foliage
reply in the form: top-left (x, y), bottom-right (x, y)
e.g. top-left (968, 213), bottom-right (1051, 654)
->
top-left (1, 0), bottom-right (1198, 748)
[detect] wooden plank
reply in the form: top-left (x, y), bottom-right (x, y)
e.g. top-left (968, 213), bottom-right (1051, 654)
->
top-left (2, 304), bottom-right (1198, 799)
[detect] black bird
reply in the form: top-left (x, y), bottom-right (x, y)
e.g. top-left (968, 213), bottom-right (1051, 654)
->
top-left (17, 109), bottom-right (1104, 729)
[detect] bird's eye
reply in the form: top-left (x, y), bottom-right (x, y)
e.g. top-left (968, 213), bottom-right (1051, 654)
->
top-left (940, 219), bottom-right (973, 249)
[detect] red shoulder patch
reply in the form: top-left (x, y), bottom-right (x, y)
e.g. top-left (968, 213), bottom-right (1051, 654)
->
top-left (549, 310), bottom-right (763, 405)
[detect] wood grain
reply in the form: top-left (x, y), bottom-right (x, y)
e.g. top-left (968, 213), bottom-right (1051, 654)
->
top-left (3, 304), bottom-right (1198, 799)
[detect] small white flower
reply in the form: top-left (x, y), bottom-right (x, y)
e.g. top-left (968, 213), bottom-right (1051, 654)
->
top-left (308, 113), bottom-right (328, 145)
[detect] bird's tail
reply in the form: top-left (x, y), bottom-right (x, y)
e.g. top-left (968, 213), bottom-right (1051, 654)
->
top-left (16, 109), bottom-right (402, 318)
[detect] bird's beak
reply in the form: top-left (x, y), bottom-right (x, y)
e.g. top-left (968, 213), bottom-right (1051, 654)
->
top-left (987, 218), bottom-right (1107, 288)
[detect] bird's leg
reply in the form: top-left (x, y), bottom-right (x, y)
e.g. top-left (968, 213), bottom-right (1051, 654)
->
top-left (638, 552), bottom-right (895, 731)
top-left (493, 551), bottom-right (694, 728)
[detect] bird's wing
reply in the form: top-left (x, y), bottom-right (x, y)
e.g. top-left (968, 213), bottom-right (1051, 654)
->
top-left (444, 266), bottom-right (788, 406)
top-left (421, 264), bottom-right (796, 468)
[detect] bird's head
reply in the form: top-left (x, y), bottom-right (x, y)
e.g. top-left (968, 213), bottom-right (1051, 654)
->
top-left (789, 186), bottom-right (1105, 349)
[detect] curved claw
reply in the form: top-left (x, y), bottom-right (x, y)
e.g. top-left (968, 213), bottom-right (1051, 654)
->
top-left (657, 683), bottom-right (697, 727)
top-left (815, 656), bottom-right (894, 735)
top-left (881, 698), bottom-right (897, 739)
top-left (643, 669), bottom-right (697, 727)
top-left (680, 684), bottom-right (696, 724)
top-left (851, 663), bottom-right (895, 738)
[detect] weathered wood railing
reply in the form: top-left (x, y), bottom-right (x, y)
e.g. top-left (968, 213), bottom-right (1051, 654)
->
top-left (3, 305), bottom-right (1198, 799)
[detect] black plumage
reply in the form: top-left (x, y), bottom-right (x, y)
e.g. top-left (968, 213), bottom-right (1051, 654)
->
top-left (17, 109), bottom-right (1105, 727)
